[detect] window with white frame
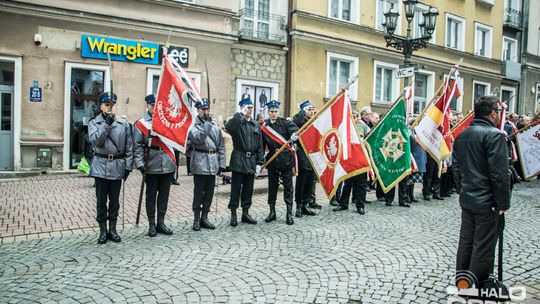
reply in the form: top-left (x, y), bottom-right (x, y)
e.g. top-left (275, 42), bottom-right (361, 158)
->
top-left (444, 73), bottom-right (464, 111)
top-left (502, 37), bottom-right (518, 62)
top-left (413, 71), bottom-right (435, 114)
top-left (329, 0), bottom-right (359, 23)
top-left (473, 80), bottom-right (491, 102)
top-left (147, 68), bottom-right (201, 98)
top-left (474, 22), bottom-right (493, 58)
top-left (413, 4), bottom-right (435, 43)
top-left (376, 0), bottom-right (401, 32)
top-left (373, 61), bottom-right (399, 104)
top-left (326, 52), bottom-right (358, 100)
top-left (446, 14), bottom-right (465, 51)
top-left (500, 86), bottom-right (516, 113)
top-left (244, 0), bottom-right (271, 39)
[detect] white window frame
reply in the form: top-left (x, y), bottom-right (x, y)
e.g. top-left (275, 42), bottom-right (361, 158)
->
top-left (472, 80), bottom-right (491, 104)
top-left (444, 73), bottom-right (464, 112)
top-left (373, 60), bottom-right (400, 104)
top-left (63, 62), bottom-right (110, 171)
top-left (413, 3), bottom-right (436, 43)
top-left (375, 0), bottom-right (402, 34)
top-left (242, 0), bottom-right (272, 39)
top-left (445, 13), bottom-right (466, 51)
top-left (326, 52), bottom-right (359, 101)
top-left (502, 36), bottom-right (518, 62)
top-left (411, 69), bottom-right (435, 115)
top-left (328, 0), bottom-right (360, 24)
top-left (146, 68), bottom-right (201, 96)
top-left (235, 78), bottom-right (279, 112)
top-left (474, 22), bottom-right (493, 58)
top-left (500, 85), bottom-right (517, 113)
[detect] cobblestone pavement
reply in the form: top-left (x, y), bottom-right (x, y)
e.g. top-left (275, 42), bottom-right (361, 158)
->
top-left (0, 173), bottom-right (539, 303)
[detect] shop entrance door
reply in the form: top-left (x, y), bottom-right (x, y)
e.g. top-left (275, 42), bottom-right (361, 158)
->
top-left (0, 85), bottom-right (14, 170)
top-left (64, 63), bottom-right (109, 170)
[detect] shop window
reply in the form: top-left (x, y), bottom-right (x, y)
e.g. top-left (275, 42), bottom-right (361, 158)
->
top-left (235, 79), bottom-right (278, 120)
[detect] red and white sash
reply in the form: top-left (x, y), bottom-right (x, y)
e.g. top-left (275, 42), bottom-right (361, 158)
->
top-left (135, 117), bottom-right (176, 164)
top-left (261, 123), bottom-right (298, 174)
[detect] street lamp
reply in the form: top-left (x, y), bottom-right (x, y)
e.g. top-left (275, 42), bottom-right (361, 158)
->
top-left (382, 1), bottom-right (438, 86)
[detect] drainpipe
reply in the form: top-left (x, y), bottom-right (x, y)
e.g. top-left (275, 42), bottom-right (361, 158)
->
top-left (284, 0), bottom-right (293, 117)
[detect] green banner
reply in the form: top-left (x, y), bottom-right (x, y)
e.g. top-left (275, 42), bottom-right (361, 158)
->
top-left (365, 98), bottom-right (411, 193)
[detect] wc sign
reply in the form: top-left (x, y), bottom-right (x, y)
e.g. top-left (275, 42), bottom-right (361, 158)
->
top-left (159, 46), bottom-right (189, 68)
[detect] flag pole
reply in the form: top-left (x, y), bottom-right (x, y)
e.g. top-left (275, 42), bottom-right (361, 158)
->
top-left (411, 59), bottom-right (462, 128)
top-left (259, 75), bottom-right (358, 171)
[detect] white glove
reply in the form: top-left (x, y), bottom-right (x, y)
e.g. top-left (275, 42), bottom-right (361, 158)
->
top-left (241, 106), bottom-right (249, 116)
top-left (255, 165), bottom-right (262, 177)
top-left (290, 132), bottom-right (299, 142)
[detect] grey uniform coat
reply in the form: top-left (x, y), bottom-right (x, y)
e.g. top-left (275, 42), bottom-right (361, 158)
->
top-left (188, 116), bottom-right (226, 175)
top-left (133, 112), bottom-right (176, 175)
top-left (88, 113), bottom-right (134, 180)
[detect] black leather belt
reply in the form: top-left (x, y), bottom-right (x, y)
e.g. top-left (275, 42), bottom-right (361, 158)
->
top-left (235, 150), bottom-right (254, 157)
top-left (195, 148), bottom-right (216, 155)
top-left (94, 153), bottom-right (126, 160)
top-left (149, 146), bottom-right (163, 151)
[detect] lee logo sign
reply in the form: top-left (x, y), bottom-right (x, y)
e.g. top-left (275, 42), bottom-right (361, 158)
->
top-left (81, 35), bottom-right (159, 64)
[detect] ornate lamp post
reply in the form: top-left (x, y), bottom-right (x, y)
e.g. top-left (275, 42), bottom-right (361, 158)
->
top-left (382, 0), bottom-right (438, 86)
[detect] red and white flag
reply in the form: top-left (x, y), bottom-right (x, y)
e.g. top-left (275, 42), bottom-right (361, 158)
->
top-left (450, 111), bottom-right (475, 140)
top-left (260, 124), bottom-right (298, 174)
top-left (152, 55), bottom-right (198, 154)
top-left (135, 117), bottom-right (176, 164)
top-left (298, 93), bottom-right (371, 198)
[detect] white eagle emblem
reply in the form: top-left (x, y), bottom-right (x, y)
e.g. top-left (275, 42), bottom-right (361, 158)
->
top-left (326, 136), bottom-right (338, 158)
top-left (166, 85), bottom-right (182, 119)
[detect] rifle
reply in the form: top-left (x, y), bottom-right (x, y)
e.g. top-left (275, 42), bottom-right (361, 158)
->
top-left (136, 138), bottom-right (151, 226)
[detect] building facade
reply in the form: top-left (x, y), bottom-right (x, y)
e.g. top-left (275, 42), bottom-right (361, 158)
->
top-left (288, 0), bottom-right (505, 117)
top-left (520, 0), bottom-right (540, 114)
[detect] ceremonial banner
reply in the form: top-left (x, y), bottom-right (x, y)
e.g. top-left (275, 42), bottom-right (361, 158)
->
top-left (414, 71), bottom-right (461, 163)
top-left (152, 55), bottom-right (198, 154)
top-left (135, 117), bottom-right (176, 164)
top-left (365, 98), bottom-right (411, 193)
top-left (450, 111), bottom-right (474, 140)
top-left (298, 93), bottom-right (370, 198)
top-left (515, 122), bottom-right (540, 179)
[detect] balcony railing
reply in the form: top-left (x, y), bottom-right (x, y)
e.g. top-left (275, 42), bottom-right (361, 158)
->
top-left (239, 9), bottom-right (287, 45)
top-left (504, 8), bottom-right (522, 29)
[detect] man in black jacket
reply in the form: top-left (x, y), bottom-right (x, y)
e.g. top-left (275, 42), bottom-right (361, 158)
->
top-left (225, 98), bottom-right (264, 226)
top-left (261, 100), bottom-right (299, 225)
top-left (293, 100), bottom-right (317, 218)
top-left (453, 95), bottom-right (510, 286)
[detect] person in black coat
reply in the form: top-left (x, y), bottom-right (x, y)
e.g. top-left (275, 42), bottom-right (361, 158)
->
top-left (261, 100), bottom-right (299, 225)
top-left (225, 98), bottom-right (264, 227)
top-left (292, 100), bottom-right (317, 218)
top-left (453, 95), bottom-right (510, 286)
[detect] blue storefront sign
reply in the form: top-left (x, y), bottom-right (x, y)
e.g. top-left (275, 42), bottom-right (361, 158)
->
top-left (81, 35), bottom-right (159, 64)
top-left (30, 87), bottom-right (42, 102)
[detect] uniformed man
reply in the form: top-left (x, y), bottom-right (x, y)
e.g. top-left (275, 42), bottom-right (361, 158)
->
top-left (261, 100), bottom-right (299, 225)
top-left (89, 92), bottom-right (133, 244)
top-left (292, 100), bottom-right (317, 218)
top-left (188, 99), bottom-right (226, 231)
top-left (225, 98), bottom-right (264, 226)
top-left (134, 94), bottom-right (176, 237)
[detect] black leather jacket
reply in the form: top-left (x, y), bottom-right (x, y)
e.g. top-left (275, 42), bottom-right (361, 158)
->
top-left (225, 113), bottom-right (264, 174)
top-left (452, 118), bottom-right (510, 212)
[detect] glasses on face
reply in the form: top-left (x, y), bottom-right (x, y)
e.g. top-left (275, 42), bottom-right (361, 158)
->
top-left (493, 108), bottom-right (503, 113)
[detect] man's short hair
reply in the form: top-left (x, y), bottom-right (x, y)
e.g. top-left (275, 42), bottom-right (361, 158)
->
top-left (360, 106), bottom-right (372, 118)
top-left (474, 95), bottom-right (499, 117)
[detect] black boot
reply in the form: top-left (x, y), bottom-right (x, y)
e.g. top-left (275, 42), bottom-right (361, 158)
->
top-left (301, 203), bottom-right (316, 216)
top-left (97, 222), bottom-right (107, 244)
top-left (148, 218), bottom-right (157, 237)
top-left (107, 220), bottom-right (121, 243)
top-left (265, 205), bottom-right (277, 223)
top-left (230, 209), bottom-right (238, 227)
top-left (286, 204), bottom-right (294, 225)
top-left (409, 185), bottom-right (418, 202)
top-left (200, 211), bottom-right (215, 230)
top-left (308, 201), bottom-right (322, 209)
top-left (241, 208), bottom-right (257, 224)
top-left (193, 212), bottom-right (201, 231)
top-left (356, 203), bottom-right (365, 215)
top-left (156, 215), bottom-right (173, 235)
top-left (295, 204), bottom-right (303, 218)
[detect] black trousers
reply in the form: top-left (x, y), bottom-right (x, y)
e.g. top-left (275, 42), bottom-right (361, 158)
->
top-left (228, 171), bottom-right (255, 210)
top-left (192, 174), bottom-right (215, 213)
top-left (339, 173), bottom-right (367, 208)
top-left (95, 177), bottom-right (122, 223)
top-left (456, 207), bottom-right (500, 283)
top-left (398, 179), bottom-right (409, 203)
top-left (145, 172), bottom-right (174, 220)
top-left (186, 156), bottom-right (191, 174)
top-left (423, 156), bottom-right (440, 197)
top-left (295, 169), bottom-right (314, 205)
top-left (376, 180), bottom-right (395, 203)
top-left (441, 167), bottom-right (453, 195)
top-left (268, 168), bottom-right (294, 206)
